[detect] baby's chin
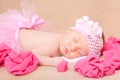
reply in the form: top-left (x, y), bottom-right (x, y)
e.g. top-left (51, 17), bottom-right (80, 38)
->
top-left (64, 53), bottom-right (81, 59)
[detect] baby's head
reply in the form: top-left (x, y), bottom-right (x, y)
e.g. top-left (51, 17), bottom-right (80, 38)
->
top-left (59, 16), bottom-right (103, 59)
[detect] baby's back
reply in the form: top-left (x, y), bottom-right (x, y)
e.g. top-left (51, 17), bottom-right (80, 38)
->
top-left (19, 29), bottom-right (62, 57)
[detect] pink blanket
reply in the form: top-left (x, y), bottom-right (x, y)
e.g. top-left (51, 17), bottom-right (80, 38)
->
top-left (0, 43), bottom-right (39, 75)
top-left (0, 43), bottom-right (12, 67)
top-left (74, 36), bottom-right (120, 78)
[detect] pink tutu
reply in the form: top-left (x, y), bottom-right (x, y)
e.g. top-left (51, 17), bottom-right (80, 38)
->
top-left (0, 9), bottom-right (44, 52)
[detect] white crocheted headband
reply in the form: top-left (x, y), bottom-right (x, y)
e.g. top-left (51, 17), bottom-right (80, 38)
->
top-left (71, 16), bottom-right (103, 55)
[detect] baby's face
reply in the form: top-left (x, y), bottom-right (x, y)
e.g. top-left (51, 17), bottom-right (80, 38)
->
top-left (59, 30), bottom-right (89, 59)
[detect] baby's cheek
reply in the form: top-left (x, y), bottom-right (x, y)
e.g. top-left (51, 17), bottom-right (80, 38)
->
top-left (80, 47), bottom-right (89, 56)
top-left (59, 44), bottom-right (68, 56)
top-left (67, 52), bottom-right (80, 59)
top-left (59, 45), bottom-right (64, 54)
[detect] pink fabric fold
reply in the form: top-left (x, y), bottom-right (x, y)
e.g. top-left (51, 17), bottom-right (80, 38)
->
top-left (102, 53), bottom-right (120, 76)
top-left (0, 43), bottom-right (12, 67)
top-left (101, 36), bottom-right (120, 53)
top-left (102, 49), bottom-right (120, 60)
top-left (74, 53), bottom-right (104, 78)
top-left (102, 36), bottom-right (120, 61)
top-left (5, 51), bottom-right (39, 75)
top-left (56, 60), bottom-right (68, 72)
top-left (101, 36), bottom-right (120, 75)
top-left (0, 43), bottom-right (39, 75)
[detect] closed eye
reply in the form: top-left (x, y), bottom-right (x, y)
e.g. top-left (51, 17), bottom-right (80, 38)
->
top-left (74, 31), bottom-right (82, 42)
top-left (74, 36), bottom-right (79, 43)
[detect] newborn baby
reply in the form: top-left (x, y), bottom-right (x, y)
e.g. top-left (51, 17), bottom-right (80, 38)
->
top-left (0, 9), bottom-right (103, 66)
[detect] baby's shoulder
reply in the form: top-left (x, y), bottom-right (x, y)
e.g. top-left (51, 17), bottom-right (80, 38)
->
top-left (19, 29), bottom-right (60, 51)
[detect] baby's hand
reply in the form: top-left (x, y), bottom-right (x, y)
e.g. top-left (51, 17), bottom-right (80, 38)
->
top-left (52, 57), bottom-right (64, 65)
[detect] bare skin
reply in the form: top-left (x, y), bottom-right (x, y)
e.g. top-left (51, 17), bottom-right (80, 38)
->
top-left (19, 29), bottom-right (89, 66)
top-left (59, 30), bottom-right (89, 59)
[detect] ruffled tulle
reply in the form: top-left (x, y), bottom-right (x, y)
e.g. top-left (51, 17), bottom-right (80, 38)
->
top-left (0, 0), bottom-right (44, 52)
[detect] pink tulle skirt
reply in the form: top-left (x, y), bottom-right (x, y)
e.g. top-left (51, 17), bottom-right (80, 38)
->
top-left (0, 9), bottom-right (44, 52)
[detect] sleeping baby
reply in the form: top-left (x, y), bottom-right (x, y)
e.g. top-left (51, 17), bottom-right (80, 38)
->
top-left (0, 1), bottom-right (103, 66)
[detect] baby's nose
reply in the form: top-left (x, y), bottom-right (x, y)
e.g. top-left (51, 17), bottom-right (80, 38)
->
top-left (71, 43), bottom-right (78, 51)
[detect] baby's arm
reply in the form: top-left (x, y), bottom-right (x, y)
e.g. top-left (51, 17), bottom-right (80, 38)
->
top-left (19, 29), bottom-right (63, 66)
top-left (33, 51), bottom-right (63, 66)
